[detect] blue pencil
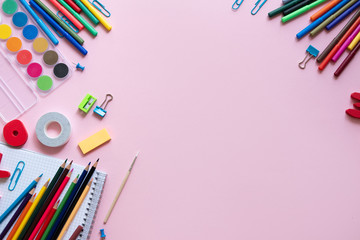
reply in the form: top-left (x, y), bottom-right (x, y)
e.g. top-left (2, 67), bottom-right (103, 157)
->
top-left (46, 163), bottom-right (89, 240)
top-left (326, 0), bottom-right (360, 30)
top-left (0, 174), bottom-right (42, 224)
top-left (18, 0), bottom-right (59, 45)
top-left (29, 0), bottom-right (88, 56)
top-left (296, 0), bottom-right (351, 39)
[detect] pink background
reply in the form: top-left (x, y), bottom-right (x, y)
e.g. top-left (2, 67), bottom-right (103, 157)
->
top-left (3, 0), bottom-right (360, 239)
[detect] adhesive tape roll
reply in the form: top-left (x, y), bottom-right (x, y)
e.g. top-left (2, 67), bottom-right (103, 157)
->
top-left (36, 112), bottom-right (71, 147)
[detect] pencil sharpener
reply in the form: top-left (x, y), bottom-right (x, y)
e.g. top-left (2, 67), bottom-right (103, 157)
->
top-left (94, 106), bottom-right (107, 117)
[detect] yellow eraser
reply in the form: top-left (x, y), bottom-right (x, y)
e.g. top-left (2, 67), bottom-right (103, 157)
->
top-left (78, 128), bottom-right (111, 154)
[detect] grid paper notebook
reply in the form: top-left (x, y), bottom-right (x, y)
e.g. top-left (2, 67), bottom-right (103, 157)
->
top-left (0, 142), bottom-right (106, 239)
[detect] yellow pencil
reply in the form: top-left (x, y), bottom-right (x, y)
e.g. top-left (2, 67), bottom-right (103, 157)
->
top-left (56, 179), bottom-right (93, 240)
top-left (79, 0), bottom-right (112, 31)
top-left (348, 32), bottom-right (360, 50)
top-left (12, 179), bottom-right (50, 240)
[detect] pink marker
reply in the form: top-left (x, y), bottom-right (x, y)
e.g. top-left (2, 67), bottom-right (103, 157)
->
top-left (332, 23), bottom-right (360, 62)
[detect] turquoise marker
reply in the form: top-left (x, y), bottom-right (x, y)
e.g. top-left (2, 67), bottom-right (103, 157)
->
top-left (0, 174), bottom-right (42, 224)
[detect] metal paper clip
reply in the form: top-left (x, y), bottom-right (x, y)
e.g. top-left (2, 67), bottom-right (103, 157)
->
top-left (232, 0), bottom-right (244, 10)
top-left (57, 11), bottom-right (79, 33)
top-left (92, 0), bottom-right (111, 17)
top-left (8, 161), bottom-right (25, 191)
top-left (94, 94), bottom-right (113, 117)
top-left (299, 45), bottom-right (319, 69)
top-left (251, 0), bottom-right (267, 15)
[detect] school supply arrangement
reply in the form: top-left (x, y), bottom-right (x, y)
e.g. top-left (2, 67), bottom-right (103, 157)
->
top-left (0, 142), bottom-right (107, 239)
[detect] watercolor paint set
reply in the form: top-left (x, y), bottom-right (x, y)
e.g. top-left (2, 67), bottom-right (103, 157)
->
top-left (0, 0), bottom-right (73, 122)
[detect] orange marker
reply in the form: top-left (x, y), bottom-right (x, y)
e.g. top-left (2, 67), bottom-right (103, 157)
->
top-left (310, 0), bottom-right (342, 21)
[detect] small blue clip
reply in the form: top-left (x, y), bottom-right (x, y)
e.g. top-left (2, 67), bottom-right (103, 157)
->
top-left (92, 0), bottom-right (111, 17)
top-left (56, 11), bottom-right (79, 33)
top-left (251, 0), bottom-right (267, 15)
top-left (299, 45), bottom-right (319, 69)
top-left (94, 94), bottom-right (113, 118)
top-left (232, 0), bottom-right (244, 10)
top-left (8, 161), bottom-right (25, 191)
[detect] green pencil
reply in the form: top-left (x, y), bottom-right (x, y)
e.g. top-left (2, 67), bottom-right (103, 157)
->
top-left (41, 175), bottom-right (79, 240)
top-left (57, 0), bottom-right (98, 36)
top-left (73, 0), bottom-right (99, 25)
top-left (33, 0), bottom-right (84, 45)
top-left (282, 0), bottom-right (329, 22)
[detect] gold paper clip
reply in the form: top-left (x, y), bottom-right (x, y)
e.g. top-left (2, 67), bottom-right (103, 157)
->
top-left (251, 0), bottom-right (267, 15)
top-left (8, 161), bottom-right (25, 191)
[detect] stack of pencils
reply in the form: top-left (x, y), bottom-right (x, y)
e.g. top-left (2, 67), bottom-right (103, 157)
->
top-left (0, 159), bottom-right (99, 240)
top-left (268, 0), bottom-right (360, 77)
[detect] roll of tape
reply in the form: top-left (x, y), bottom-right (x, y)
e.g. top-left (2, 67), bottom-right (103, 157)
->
top-left (36, 112), bottom-right (71, 147)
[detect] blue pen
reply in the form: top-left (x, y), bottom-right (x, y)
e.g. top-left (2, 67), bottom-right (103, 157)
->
top-left (0, 174), bottom-right (42, 224)
top-left (29, 0), bottom-right (88, 55)
top-left (18, 0), bottom-right (59, 45)
top-left (326, 0), bottom-right (360, 30)
top-left (296, 0), bottom-right (351, 39)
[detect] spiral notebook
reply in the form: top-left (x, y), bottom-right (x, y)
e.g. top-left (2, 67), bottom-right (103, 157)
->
top-left (0, 142), bottom-right (106, 239)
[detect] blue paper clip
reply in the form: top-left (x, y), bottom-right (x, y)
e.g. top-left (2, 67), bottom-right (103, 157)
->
top-left (251, 0), bottom-right (267, 15)
top-left (92, 0), bottom-right (111, 17)
top-left (232, 0), bottom-right (244, 10)
top-left (49, 24), bottom-right (64, 38)
top-left (298, 45), bottom-right (319, 69)
top-left (57, 11), bottom-right (79, 33)
top-left (8, 161), bottom-right (25, 191)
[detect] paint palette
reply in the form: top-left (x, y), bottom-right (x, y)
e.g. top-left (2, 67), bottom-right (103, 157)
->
top-left (0, 0), bottom-right (72, 98)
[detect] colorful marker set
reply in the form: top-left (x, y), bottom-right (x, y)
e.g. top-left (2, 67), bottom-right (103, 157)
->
top-left (268, 0), bottom-right (360, 77)
top-left (0, 0), bottom-right (72, 96)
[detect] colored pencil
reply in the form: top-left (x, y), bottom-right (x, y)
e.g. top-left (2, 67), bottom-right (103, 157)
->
top-left (35, 200), bottom-right (60, 240)
top-left (20, 160), bottom-right (66, 239)
top-left (283, 0), bottom-right (317, 15)
top-left (21, 161), bottom-right (72, 240)
top-left (46, 163), bottom-right (90, 240)
top-left (7, 193), bottom-right (36, 240)
top-left (349, 30), bottom-right (360, 49)
top-left (69, 225), bottom-right (83, 240)
top-left (73, 0), bottom-right (99, 25)
top-left (334, 40), bottom-right (360, 76)
top-left (32, 0), bottom-right (84, 45)
top-left (282, 0), bottom-right (328, 22)
top-left (284, 0), bottom-right (297, 4)
top-left (41, 175), bottom-right (79, 240)
top-left (317, 9), bottom-right (360, 63)
top-left (29, 170), bottom-right (73, 240)
top-left (0, 174), bottom-right (42, 224)
top-left (310, 0), bottom-right (358, 36)
top-left (57, 0), bottom-right (97, 36)
top-left (318, 14), bottom-right (360, 69)
top-left (79, 0), bottom-right (112, 30)
top-left (104, 153), bottom-right (139, 224)
top-left (48, 0), bottom-right (84, 30)
top-left (29, 1), bottom-right (88, 55)
top-left (332, 21), bottom-right (360, 61)
top-left (64, 0), bottom-right (81, 13)
top-left (0, 189), bottom-right (34, 239)
top-left (19, 0), bottom-right (59, 45)
top-left (51, 160), bottom-right (98, 240)
top-left (13, 179), bottom-right (49, 240)
top-left (297, 0), bottom-right (352, 39)
top-left (57, 179), bottom-right (93, 239)
top-left (326, 0), bottom-right (360, 30)
top-left (310, 0), bottom-right (343, 20)
top-left (268, 0), bottom-right (307, 17)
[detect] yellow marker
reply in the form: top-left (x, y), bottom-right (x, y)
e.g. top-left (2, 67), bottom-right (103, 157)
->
top-left (78, 128), bottom-right (111, 154)
top-left (12, 179), bottom-right (49, 240)
top-left (348, 31), bottom-right (360, 50)
top-left (0, 24), bottom-right (12, 40)
top-left (57, 179), bottom-right (93, 240)
top-left (78, 0), bottom-right (112, 31)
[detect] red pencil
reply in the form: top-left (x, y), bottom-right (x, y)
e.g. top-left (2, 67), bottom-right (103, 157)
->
top-left (28, 169), bottom-right (73, 240)
top-left (64, 0), bottom-right (81, 13)
top-left (48, 0), bottom-right (84, 30)
top-left (35, 200), bottom-right (60, 240)
top-left (334, 41), bottom-right (360, 77)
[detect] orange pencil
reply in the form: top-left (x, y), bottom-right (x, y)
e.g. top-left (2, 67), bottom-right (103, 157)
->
top-left (6, 193), bottom-right (36, 240)
top-left (35, 200), bottom-right (60, 240)
top-left (310, 0), bottom-right (342, 21)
